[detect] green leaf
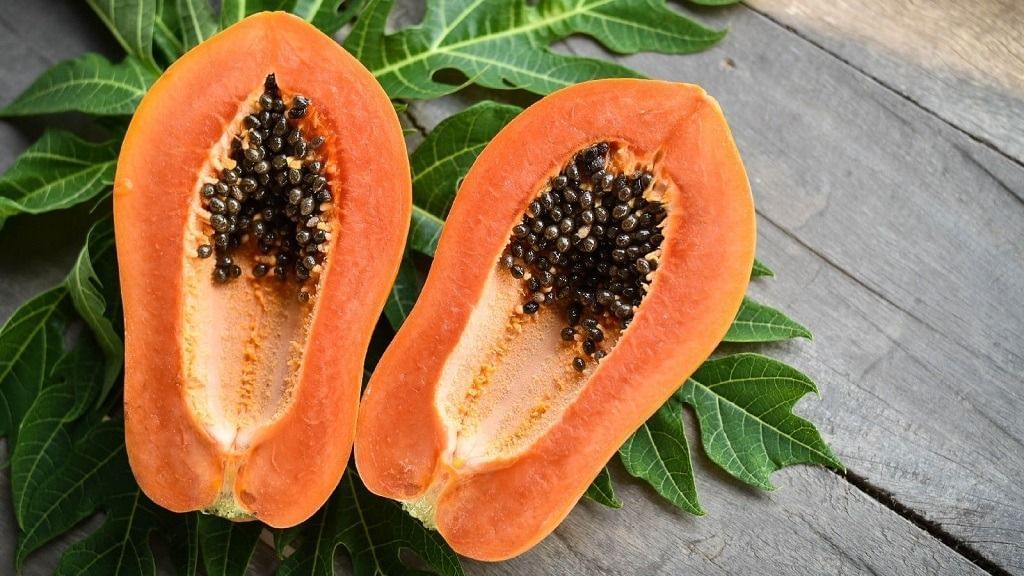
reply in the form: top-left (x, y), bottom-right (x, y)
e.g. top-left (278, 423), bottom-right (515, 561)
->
top-left (619, 398), bottom-right (703, 515)
top-left (584, 466), bottom-right (622, 509)
top-left (171, 513), bottom-right (201, 576)
top-left (16, 416), bottom-right (194, 574)
top-left (10, 336), bottom-right (104, 527)
top-left (221, 0), bottom-right (295, 27)
top-left (178, 0), bottom-right (219, 50)
top-left (0, 130), bottom-right (118, 233)
top-left (678, 354), bottom-right (844, 490)
top-left (383, 252), bottom-right (421, 329)
top-left (274, 525), bottom-right (303, 558)
top-left (408, 101), bottom-right (520, 255)
top-left (724, 297), bottom-right (812, 343)
top-left (0, 287), bottom-right (76, 448)
top-left (751, 258), bottom-right (774, 278)
top-left (364, 320), bottom-right (396, 375)
top-left (87, 0), bottom-right (159, 67)
top-left (278, 470), bottom-right (463, 576)
top-left (411, 102), bottom-right (520, 217)
top-left (154, 0), bottom-right (185, 62)
top-left (348, 0), bottom-right (724, 99)
top-left (16, 420), bottom-right (128, 565)
top-left (54, 488), bottom-right (164, 576)
top-left (66, 216), bottom-right (124, 405)
top-left (0, 54), bottom-right (157, 117)
top-left (293, 0), bottom-right (365, 35)
top-left (409, 205), bottom-right (444, 257)
top-left (198, 515), bottom-right (264, 576)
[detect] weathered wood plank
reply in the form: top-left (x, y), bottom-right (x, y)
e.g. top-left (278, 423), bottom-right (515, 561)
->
top-left (2, 1), bottom-right (1021, 575)
top-left (414, 82), bottom-right (1024, 573)
top-left (539, 4), bottom-right (1023, 571)
top-left (462, 453), bottom-right (985, 575)
top-left (744, 0), bottom-right (1024, 163)
top-left (0, 0), bottom-right (120, 311)
top-left (251, 425), bottom-right (987, 575)
top-left (0, 2), bottom-right (121, 170)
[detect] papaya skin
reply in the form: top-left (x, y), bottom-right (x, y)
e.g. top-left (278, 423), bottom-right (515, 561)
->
top-left (354, 79), bottom-right (754, 560)
top-left (114, 12), bottom-right (409, 528)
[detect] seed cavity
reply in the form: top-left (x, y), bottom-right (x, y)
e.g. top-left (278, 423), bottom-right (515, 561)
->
top-left (197, 73), bottom-right (333, 301)
top-left (500, 141), bottom-right (666, 370)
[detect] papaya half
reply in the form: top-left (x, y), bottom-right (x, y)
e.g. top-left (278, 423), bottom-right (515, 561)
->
top-left (114, 12), bottom-right (409, 528)
top-left (355, 79), bottom-right (754, 560)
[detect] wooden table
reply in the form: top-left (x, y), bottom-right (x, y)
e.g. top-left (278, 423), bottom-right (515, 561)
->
top-left (2, 1), bottom-right (1021, 574)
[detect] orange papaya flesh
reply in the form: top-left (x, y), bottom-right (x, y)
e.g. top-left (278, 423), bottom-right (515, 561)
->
top-left (114, 12), bottom-right (410, 528)
top-left (355, 79), bottom-right (754, 560)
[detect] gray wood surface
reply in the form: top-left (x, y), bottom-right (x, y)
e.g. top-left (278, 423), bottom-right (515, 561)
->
top-left (2, 0), bottom-right (1022, 575)
top-left (745, 0), bottom-right (1024, 164)
top-left (564, 3), bottom-right (1024, 570)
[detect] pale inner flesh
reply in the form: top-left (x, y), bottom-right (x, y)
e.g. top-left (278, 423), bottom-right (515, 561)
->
top-left (434, 145), bottom-right (670, 472)
top-left (180, 85), bottom-right (323, 457)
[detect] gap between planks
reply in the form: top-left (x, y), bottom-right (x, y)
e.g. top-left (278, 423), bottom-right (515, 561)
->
top-left (837, 468), bottom-right (1011, 576)
top-left (740, 2), bottom-right (1024, 171)
top-left (399, 101), bottom-right (1009, 575)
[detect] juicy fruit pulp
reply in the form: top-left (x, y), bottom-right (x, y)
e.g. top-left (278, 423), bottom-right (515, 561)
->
top-left (355, 79), bottom-right (755, 560)
top-left (115, 12), bottom-right (410, 528)
top-left (185, 72), bottom-right (330, 473)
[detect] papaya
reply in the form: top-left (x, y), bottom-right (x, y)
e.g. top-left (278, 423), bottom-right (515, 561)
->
top-left (114, 12), bottom-right (409, 528)
top-left (354, 79), bottom-right (754, 560)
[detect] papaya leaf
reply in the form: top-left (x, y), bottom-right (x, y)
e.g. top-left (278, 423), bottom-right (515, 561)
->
top-left (2, 273), bottom-right (193, 571)
top-left (585, 466), bottom-right (622, 509)
top-left (293, 0), bottom-right (365, 35)
top-left (14, 415), bottom-right (195, 574)
top-left (274, 525), bottom-right (304, 559)
top-left (198, 515), bottom-right (264, 576)
top-left (0, 287), bottom-right (76, 449)
top-left (410, 102), bottom-right (520, 218)
top-left (384, 252), bottom-right (421, 329)
top-left (277, 469), bottom-right (463, 576)
top-left (16, 420), bottom-right (126, 565)
top-left (0, 54), bottom-right (156, 117)
top-left (53, 486), bottom-right (173, 576)
top-left (66, 215), bottom-right (124, 406)
top-left (219, 0), bottom-right (249, 28)
top-left (678, 354), bottom-right (844, 490)
top-left (619, 398), bottom-right (703, 515)
top-left (0, 131), bottom-right (118, 231)
top-left (724, 297), bottom-right (812, 343)
top-left (154, 0), bottom-right (185, 62)
top-left (751, 258), bottom-right (774, 278)
top-left (346, 0), bottom-right (724, 100)
top-left (407, 101), bottom-right (520, 255)
top-left (177, 0), bottom-right (219, 50)
top-left (221, 0), bottom-right (296, 27)
top-left (172, 513), bottom-right (201, 576)
top-left (364, 318), bottom-right (396, 374)
top-left (86, 0), bottom-right (159, 69)
top-left (409, 205), bottom-right (445, 257)
top-left (10, 336), bottom-right (104, 527)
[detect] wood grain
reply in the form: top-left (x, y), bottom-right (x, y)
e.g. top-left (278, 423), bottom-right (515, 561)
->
top-left (2, 0), bottom-right (1022, 575)
top-left (744, 0), bottom-right (1024, 163)
top-left (551, 3), bottom-right (1024, 571)
top-left (242, 437), bottom-right (988, 576)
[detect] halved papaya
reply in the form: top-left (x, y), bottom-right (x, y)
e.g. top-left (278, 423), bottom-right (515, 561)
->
top-left (354, 79), bottom-right (754, 560)
top-left (114, 12), bottom-right (409, 528)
